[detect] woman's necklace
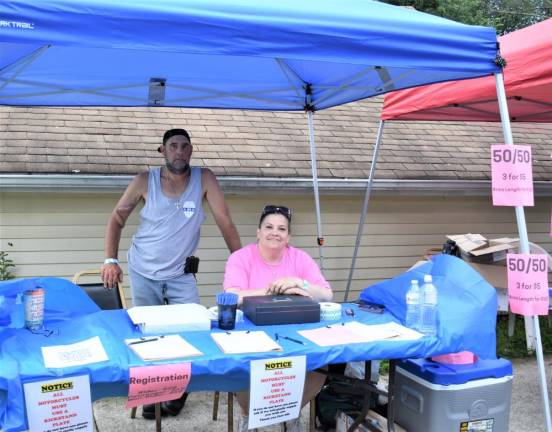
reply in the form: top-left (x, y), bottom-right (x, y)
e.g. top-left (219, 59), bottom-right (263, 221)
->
top-left (258, 246), bottom-right (284, 277)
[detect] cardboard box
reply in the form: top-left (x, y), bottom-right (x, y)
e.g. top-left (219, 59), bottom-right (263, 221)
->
top-left (447, 234), bottom-right (517, 264)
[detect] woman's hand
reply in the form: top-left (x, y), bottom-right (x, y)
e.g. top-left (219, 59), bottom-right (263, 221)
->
top-left (266, 277), bottom-right (311, 297)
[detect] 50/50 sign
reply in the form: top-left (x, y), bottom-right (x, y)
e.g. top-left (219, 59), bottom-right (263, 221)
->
top-left (506, 254), bottom-right (549, 316)
top-left (490, 144), bottom-right (533, 206)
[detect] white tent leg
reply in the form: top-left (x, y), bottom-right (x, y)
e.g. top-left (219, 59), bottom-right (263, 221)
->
top-left (495, 72), bottom-right (552, 432)
top-left (343, 120), bottom-right (385, 302)
top-left (306, 110), bottom-right (324, 270)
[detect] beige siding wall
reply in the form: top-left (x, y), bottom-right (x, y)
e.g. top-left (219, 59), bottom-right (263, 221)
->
top-left (1, 191), bottom-right (551, 307)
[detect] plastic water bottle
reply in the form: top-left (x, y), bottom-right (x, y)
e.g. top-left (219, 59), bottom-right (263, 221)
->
top-left (10, 293), bottom-right (25, 328)
top-left (420, 274), bottom-right (438, 337)
top-left (405, 279), bottom-right (421, 330)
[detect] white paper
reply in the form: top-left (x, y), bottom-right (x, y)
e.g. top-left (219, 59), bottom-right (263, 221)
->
top-left (210, 331), bottom-right (282, 354)
top-left (41, 336), bottom-right (109, 368)
top-left (125, 334), bottom-right (203, 361)
top-left (127, 304), bottom-right (211, 334)
top-left (24, 374), bottom-right (93, 432)
top-left (248, 355), bottom-right (306, 429)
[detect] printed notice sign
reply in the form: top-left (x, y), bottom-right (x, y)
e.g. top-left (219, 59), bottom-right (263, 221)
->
top-left (491, 144), bottom-right (534, 206)
top-left (507, 253), bottom-right (549, 316)
top-left (248, 356), bottom-right (306, 430)
top-left (23, 374), bottom-right (93, 432)
top-left (126, 363), bottom-right (191, 408)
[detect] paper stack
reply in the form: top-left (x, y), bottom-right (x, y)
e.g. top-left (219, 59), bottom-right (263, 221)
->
top-left (126, 303), bottom-right (211, 334)
top-left (211, 331), bottom-right (282, 355)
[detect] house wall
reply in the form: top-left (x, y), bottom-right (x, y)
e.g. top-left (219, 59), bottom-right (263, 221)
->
top-left (1, 190), bottom-right (550, 307)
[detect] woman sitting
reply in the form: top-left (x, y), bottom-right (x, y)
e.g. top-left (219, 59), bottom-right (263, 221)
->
top-left (224, 205), bottom-right (332, 432)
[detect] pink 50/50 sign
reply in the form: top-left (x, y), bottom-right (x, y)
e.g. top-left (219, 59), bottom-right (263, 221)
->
top-left (491, 144), bottom-right (534, 207)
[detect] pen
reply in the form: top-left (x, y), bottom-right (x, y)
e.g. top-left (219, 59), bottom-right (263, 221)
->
top-left (128, 337), bottom-right (161, 345)
top-left (280, 335), bottom-right (305, 345)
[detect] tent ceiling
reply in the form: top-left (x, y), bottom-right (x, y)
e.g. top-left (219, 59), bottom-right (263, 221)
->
top-left (382, 18), bottom-right (552, 122)
top-left (0, 0), bottom-right (500, 110)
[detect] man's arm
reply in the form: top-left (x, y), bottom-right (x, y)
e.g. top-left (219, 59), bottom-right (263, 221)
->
top-left (202, 168), bottom-right (242, 252)
top-left (101, 173), bottom-right (147, 288)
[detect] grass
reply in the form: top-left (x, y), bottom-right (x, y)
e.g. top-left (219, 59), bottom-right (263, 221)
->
top-left (496, 314), bottom-right (552, 358)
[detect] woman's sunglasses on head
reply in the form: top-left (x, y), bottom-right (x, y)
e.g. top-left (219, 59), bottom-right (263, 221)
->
top-left (261, 205), bottom-right (292, 221)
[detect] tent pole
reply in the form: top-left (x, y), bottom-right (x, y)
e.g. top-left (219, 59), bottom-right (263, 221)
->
top-left (343, 120), bottom-right (385, 302)
top-left (306, 110), bottom-right (324, 270)
top-left (495, 72), bottom-right (552, 432)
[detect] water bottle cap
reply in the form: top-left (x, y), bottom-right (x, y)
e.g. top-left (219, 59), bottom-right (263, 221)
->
top-left (424, 274), bottom-right (432, 282)
top-left (411, 279), bottom-right (419, 285)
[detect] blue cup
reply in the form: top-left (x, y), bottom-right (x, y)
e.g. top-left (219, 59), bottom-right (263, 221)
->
top-left (216, 292), bottom-right (239, 330)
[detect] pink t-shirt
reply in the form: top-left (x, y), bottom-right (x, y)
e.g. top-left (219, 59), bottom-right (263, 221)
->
top-left (223, 243), bottom-right (330, 291)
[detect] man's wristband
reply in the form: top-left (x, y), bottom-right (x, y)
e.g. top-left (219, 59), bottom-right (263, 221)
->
top-left (104, 258), bottom-right (119, 265)
top-left (302, 279), bottom-right (310, 291)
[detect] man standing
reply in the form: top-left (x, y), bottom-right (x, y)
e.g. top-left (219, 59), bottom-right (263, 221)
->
top-left (101, 128), bottom-right (241, 418)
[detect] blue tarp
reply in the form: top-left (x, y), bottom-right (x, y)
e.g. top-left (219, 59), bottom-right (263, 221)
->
top-left (0, 266), bottom-right (497, 432)
top-left (360, 254), bottom-right (498, 360)
top-left (0, 0), bottom-right (499, 109)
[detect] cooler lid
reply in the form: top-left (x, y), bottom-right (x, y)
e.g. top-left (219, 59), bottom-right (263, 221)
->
top-left (397, 357), bottom-right (513, 385)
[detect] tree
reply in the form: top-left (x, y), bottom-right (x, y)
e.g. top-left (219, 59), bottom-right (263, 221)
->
top-left (383, 0), bottom-right (552, 34)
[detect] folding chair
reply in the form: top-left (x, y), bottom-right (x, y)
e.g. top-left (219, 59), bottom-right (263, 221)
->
top-left (72, 269), bottom-right (127, 310)
top-left (72, 270), bottom-right (162, 432)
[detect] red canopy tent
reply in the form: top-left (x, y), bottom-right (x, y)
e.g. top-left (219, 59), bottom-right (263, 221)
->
top-left (382, 18), bottom-right (552, 122)
top-left (368, 19), bottom-right (552, 432)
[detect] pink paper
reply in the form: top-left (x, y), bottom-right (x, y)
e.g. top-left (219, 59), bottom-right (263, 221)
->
top-left (507, 253), bottom-right (549, 316)
top-left (126, 363), bottom-right (191, 408)
top-left (491, 144), bottom-right (534, 206)
top-left (432, 351), bottom-right (476, 365)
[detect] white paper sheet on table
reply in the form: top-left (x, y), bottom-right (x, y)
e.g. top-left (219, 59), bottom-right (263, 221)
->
top-left (125, 334), bottom-right (203, 361)
top-left (297, 321), bottom-right (423, 347)
top-left (211, 331), bottom-right (283, 354)
top-left (41, 336), bottom-right (109, 368)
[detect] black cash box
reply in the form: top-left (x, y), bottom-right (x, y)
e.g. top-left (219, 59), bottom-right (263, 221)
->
top-left (242, 295), bottom-right (321, 326)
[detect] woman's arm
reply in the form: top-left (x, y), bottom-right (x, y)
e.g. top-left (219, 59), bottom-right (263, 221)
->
top-left (266, 277), bottom-right (333, 302)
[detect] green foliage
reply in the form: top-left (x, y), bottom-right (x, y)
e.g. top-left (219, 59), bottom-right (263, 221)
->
top-left (496, 314), bottom-right (552, 358)
top-left (382, 0), bottom-right (552, 34)
top-left (0, 251), bottom-right (16, 281)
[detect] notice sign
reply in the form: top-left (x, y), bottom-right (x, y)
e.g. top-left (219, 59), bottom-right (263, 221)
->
top-left (248, 355), bottom-right (306, 429)
top-left (23, 374), bottom-right (93, 432)
top-left (507, 254), bottom-right (549, 316)
top-left (126, 363), bottom-right (191, 408)
top-left (491, 144), bottom-right (534, 206)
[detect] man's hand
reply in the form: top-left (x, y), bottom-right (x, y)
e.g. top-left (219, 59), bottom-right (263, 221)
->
top-left (266, 277), bottom-right (311, 297)
top-left (101, 263), bottom-right (123, 289)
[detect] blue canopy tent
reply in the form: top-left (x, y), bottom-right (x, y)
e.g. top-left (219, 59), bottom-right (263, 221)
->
top-left (0, 0), bottom-right (501, 269)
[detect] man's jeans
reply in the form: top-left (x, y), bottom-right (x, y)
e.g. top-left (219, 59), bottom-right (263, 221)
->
top-left (129, 268), bottom-right (199, 306)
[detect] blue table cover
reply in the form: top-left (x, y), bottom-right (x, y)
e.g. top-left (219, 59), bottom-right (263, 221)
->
top-left (0, 256), bottom-right (498, 432)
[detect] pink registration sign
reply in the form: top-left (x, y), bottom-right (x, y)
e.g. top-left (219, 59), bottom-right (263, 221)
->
top-left (507, 253), bottom-right (549, 316)
top-left (491, 144), bottom-right (534, 206)
top-left (126, 363), bottom-right (191, 408)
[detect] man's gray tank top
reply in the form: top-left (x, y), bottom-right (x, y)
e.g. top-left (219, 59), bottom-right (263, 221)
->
top-left (128, 167), bottom-right (205, 280)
